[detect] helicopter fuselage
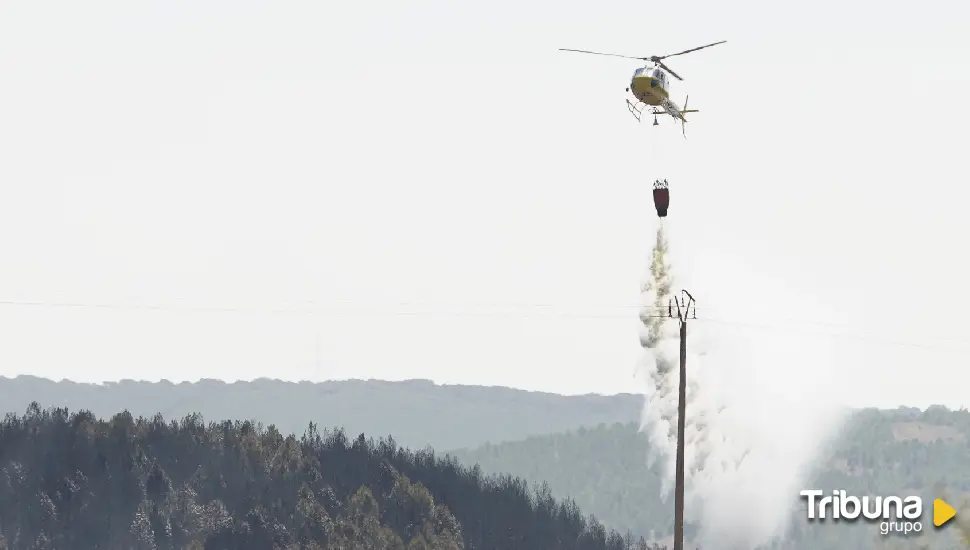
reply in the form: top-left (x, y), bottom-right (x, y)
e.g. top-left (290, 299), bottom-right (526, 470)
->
top-left (628, 65), bottom-right (670, 106)
top-left (625, 64), bottom-right (695, 131)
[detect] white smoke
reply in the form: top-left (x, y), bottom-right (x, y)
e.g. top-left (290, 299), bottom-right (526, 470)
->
top-left (639, 236), bottom-right (852, 549)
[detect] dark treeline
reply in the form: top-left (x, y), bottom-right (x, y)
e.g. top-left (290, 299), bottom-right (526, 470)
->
top-left (0, 403), bottom-right (663, 550)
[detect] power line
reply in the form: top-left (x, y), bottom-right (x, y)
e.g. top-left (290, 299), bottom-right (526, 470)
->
top-left (0, 298), bottom-right (689, 318)
top-left (696, 316), bottom-right (970, 352)
top-left (0, 299), bottom-right (721, 312)
top-left (0, 298), bottom-right (940, 319)
top-left (1, 298), bottom-right (970, 351)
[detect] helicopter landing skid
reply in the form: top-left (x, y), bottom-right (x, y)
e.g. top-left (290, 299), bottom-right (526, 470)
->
top-left (626, 99), bottom-right (645, 122)
top-left (627, 100), bottom-right (663, 126)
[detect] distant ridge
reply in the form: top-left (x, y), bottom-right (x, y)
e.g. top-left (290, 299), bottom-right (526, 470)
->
top-left (0, 375), bottom-right (642, 451)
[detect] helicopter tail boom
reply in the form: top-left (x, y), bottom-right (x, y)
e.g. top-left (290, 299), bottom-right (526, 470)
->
top-left (646, 95), bottom-right (699, 137)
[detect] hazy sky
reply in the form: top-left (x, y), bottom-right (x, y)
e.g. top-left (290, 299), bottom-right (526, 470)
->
top-left (1, 0), bottom-right (968, 408)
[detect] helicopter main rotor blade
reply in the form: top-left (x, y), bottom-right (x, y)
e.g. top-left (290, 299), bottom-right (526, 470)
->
top-left (656, 61), bottom-right (683, 81)
top-left (653, 40), bottom-right (727, 61)
top-left (559, 48), bottom-right (647, 61)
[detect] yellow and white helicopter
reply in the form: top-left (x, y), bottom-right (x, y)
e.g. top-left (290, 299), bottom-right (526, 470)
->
top-left (559, 41), bottom-right (726, 136)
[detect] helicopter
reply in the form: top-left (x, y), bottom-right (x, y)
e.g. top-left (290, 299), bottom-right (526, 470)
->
top-left (559, 41), bottom-right (726, 136)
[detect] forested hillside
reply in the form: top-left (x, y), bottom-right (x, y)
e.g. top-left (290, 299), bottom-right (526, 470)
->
top-left (0, 376), bottom-right (641, 451)
top-left (0, 403), bottom-right (662, 550)
top-left (449, 406), bottom-right (970, 550)
top-left (5, 378), bottom-right (967, 549)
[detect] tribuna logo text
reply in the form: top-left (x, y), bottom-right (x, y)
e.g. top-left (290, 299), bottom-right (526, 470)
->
top-left (800, 490), bottom-right (923, 535)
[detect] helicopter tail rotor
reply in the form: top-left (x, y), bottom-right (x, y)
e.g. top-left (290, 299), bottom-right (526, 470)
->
top-left (680, 95), bottom-right (698, 114)
top-left (680, 95), bottom-right (698, 138)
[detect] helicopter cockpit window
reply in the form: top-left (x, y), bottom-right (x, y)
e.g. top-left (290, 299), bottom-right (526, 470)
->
top-left (654, 69), bottom-right (663, 78)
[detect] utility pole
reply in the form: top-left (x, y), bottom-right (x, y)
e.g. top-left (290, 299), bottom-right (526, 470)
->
top-left (669, 289), bottom-right (696, 550)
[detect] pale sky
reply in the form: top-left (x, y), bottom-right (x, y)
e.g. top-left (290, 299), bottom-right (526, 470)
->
top-left (1, 0), bottom-right (968, 408)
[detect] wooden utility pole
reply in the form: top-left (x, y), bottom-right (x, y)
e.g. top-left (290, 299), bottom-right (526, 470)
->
top-left (670, 289), bottom-right (695, 550)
